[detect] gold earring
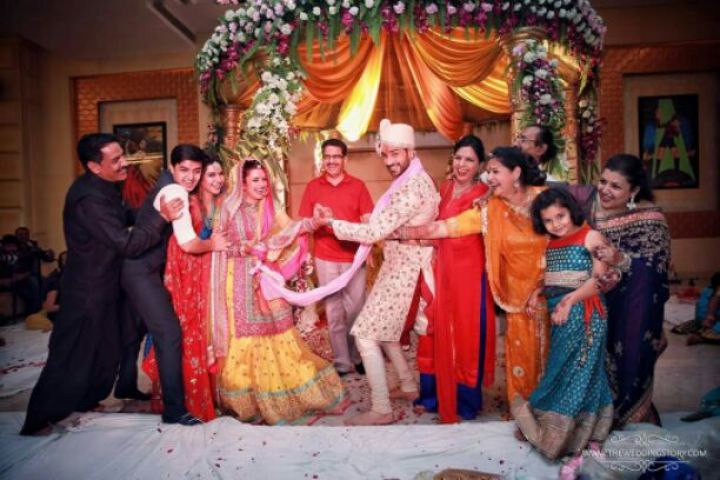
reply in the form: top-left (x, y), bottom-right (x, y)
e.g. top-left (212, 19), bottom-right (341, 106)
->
top-left (626, 193), bottom-right (637, 211)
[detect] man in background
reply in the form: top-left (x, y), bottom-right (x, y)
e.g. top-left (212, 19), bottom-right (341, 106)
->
top-left (315, 120), bottom-right (440, 425)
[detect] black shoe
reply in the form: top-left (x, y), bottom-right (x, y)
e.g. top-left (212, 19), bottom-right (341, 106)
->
top-left (20, 419), bottom-right (51, 436)
top-left (115, 388), bottom-right (152, 401)
top-left (163, 413), bottom-right (203, 426)
top-left (354, 362), bottom-right (366, 375)
top-left (681, 410), bottom-right (713, 422)
top-left (75, 402), bottom-right (101, 412)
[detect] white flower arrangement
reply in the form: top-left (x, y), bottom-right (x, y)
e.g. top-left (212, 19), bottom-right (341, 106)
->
top-left (577, 92), bottom-right (604, 182)
top-left (513, 39), bottom-right (567, 179)
top-left (200, 0), bottom-right (605, 180)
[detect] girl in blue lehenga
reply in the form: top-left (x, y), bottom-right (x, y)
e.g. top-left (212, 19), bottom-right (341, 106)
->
top-left (512, 188), bottom-right (614, 460)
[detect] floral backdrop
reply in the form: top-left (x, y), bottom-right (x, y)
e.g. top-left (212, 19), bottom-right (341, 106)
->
top-left (197, 0), bottom-right (605, 185)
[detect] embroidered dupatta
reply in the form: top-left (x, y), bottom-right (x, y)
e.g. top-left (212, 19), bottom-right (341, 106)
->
top-left (209, 165), bottom-right (309, 362)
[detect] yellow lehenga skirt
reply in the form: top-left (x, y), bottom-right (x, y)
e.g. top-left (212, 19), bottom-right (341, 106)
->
top-left (218, 310), bottom-right (345, 425)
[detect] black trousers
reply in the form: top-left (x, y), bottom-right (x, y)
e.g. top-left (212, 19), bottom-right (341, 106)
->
top-left (115, 299), bottom-right (146, 395)
top-left (121, 265), bottom-right (185, 420)
top-left (21, 292), bottom-right (120, 434)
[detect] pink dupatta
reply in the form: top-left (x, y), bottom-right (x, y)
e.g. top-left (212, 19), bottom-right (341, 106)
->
top-left (208, 165), bottom-right (309, 362)
top-left (257, 156), bottom-right (428, 306)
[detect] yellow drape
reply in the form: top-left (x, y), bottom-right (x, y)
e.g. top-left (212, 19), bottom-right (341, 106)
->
top-left (399, 33), bottom-right (465, 140)
top-left (336, 34), bottom-right (386, 141)
top-left (410, 28), bottom-right (504, 86)
top-left (299, 34), bottom-right (378, 103)
top-left (451, 61), bottom-right (512, 114)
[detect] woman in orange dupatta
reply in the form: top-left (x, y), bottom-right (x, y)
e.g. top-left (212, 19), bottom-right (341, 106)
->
top-left (414, 135), bottom-right (496, 423)
top-left (399, 146), bottom-right (549, 407)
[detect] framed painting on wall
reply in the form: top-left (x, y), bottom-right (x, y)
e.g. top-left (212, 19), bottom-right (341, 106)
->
top-left (113, 121), bottom-right (168, 208)
top-left (638, 94), bottom-right (699, 189)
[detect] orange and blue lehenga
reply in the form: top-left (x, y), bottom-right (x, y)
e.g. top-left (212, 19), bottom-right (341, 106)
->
top-left (210, 184), bottom-right (345, 425)
top-left (415, 181), bottom-right (496, 423)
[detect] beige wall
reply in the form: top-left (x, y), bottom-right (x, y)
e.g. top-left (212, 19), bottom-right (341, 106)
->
top-left (28, 49), bottom-right (207, 252)
top-left (671, 238), bottom-right (720, 279)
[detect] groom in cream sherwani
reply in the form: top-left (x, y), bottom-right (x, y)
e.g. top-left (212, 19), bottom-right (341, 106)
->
top-left (314, 119), bottom-right (439, 425)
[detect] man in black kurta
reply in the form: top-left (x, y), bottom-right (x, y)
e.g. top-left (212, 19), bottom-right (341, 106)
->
top-left (20, 133), bottom-right (179, 435)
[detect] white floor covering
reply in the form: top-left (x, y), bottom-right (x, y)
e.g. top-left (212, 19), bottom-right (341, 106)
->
top-left (0, 411), bottom-right (564, 479)
top-left (1, 299), bottom-right (719, 480)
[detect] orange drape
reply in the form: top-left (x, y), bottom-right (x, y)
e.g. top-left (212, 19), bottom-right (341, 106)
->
top-left (336, 33), bottom-right (387, 140)
top-left (451, 61), bottom-right (512, 114)
top-left (224, 28), bottom-right (582, 140)
top-left (299, 34), bottom-right (378, 104)
top-left (410, 28), bottom-right (503, 86)
top-left (292, 28), bottom-right (514, 137)
top-left (400, 34), bottom-right (465, 140)
top-left (408, 28), bottom-right (511, 115)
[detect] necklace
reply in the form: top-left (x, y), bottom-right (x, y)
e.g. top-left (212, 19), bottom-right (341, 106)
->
top-left (204, 203), bottom-right (217, 230)
top-left (451, 181), bottom-right (474, 200)
top-left (504, 189), bottom-right (534, 217)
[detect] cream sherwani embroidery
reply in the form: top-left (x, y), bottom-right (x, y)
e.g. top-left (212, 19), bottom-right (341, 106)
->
top-left (332, 170), bottom-right (439, 342)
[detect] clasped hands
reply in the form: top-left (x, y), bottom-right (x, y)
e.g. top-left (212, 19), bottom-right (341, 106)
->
top-left (312, 204), bottom-right (334, 228)
top-left (527, 288), bottom-right (572, 326)
top-left (591, 240), bottom-right (623, 292)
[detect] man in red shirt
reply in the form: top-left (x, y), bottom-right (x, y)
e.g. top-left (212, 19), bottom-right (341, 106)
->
top-left (299, 138), bottom-right (374, 376)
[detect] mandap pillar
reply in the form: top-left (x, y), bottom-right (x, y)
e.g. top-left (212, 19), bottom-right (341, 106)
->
top-left (500, 28), bottom-right (582, 183)
top-left (499, 28), bottom-right (547, 144)
top-left (563, 83), bottom-right (579, 183)
top-left (221, 104), bottom-right (244, 154)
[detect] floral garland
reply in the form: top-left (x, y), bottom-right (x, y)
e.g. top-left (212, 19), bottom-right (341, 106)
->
top-left (512, 38), bottom-right (566, 179)
top-left (202, 0), bottom-right (605, 92)
top-left (577, 91), bottom-right (604, 183)
top-left (199, 0), bottom-right (606, 179)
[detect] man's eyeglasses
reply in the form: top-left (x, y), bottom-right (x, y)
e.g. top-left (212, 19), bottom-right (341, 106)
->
top-left (516, 134), bottom-right (538, 144)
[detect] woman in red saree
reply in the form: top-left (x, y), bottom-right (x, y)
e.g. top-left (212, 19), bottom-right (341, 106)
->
top-left (145, 153), bottom-right (227, 421)
top-left (415, 135), bottom-right (496, 423)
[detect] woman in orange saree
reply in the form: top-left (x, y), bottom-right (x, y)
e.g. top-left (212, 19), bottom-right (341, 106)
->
top-left (399, 146), bottom-right (549, 407)
top-left (414, 135), bottom-right (496, 423)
